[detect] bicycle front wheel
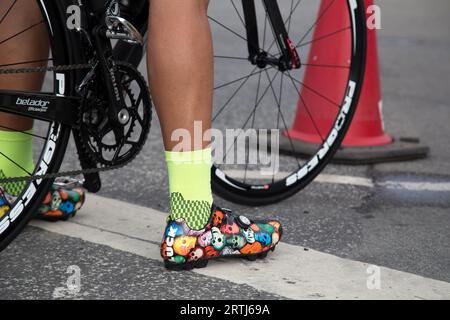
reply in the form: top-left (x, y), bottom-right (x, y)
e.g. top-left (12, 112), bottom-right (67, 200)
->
top-left (209, 0), bottom-right (367, 205)
top-left (0, 0), bottom-right (77, 251)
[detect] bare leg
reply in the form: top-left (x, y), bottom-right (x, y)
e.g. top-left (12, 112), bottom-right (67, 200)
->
top-left (147, 0), bottom-right (213, 151)
top-left (0, 0), bottom-right (49, 131)
top-left (0, 1), bottom-right (49, 196)
top-left (147, 0), bottom-right (214, 232)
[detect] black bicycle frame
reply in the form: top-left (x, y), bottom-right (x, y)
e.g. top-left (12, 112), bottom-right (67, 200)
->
top-left (0, 89), bottom-right (80, 127)
top-left (0, 0), bottom-right (297, 128)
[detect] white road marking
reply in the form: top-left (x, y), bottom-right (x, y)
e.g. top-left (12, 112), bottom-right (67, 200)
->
top-left (224, 170), bottom-right (450, 192)
top-left (315, 174), bottom-right (374, 188)
top-left (380, 181), bottom-right (450, 192)
top-left (30, 194), bottom-right (450, 300)
top-left (225, 170), bottom-right (375, 188)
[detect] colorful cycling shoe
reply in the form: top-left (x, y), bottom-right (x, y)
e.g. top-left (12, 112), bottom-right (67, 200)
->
top-left (36, 178), bottom-right (86, 222)
top-left (161, 206), bottom-right (282, 271)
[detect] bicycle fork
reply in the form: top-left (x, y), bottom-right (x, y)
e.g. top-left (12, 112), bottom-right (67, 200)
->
top-left (242, 0), bottom-right (301, 71)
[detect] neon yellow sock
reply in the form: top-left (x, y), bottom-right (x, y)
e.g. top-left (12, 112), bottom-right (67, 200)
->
top-left (0, 130), bottom-right (34, 196)
top-left (165, 148), bottom-right (213, 230)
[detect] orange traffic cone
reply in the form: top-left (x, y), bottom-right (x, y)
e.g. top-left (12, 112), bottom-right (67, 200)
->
top-left (281, 0), bottom-right (428, 164)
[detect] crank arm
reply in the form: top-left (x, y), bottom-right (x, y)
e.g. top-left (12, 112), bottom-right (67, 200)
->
top-left (92, 26), bottom-right (128, 134)
top-left (72, 128), bottom-right (102, 193)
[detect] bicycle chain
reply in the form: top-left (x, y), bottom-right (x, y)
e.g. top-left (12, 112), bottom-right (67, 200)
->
top-left (0, 164), bottom-right (125, 184)
top-left (0, 63), bottom-right (92, 75)
top-left (0, 62), bottom-right (129, 185)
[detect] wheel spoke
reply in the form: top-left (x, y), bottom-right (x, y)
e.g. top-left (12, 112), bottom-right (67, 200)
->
top-left (287, 0), bottom-right (299, 34)
top-left (222, 72), bottom-right (279, 163)
top-left (286, 71), bottom-right (325, 142)
top-left (289, 75), bottom-right (340, 108)
top-left (0, 20), bottom-right (45, 46)
top-left (0, 58), bottom-right (53, 68)
top-left (213, 67), bottom-right (274, 121)
top-left (262, 11), bottom-right (268, 50)
top-left (0, 0), bottom-right (18, 25)
top-left (297, 26), bottom-right (350, 49)
top-left (214, 67), bottom-right (267, 91)
top-left (208, 16), bottom-right (247, 43)
top-left (0, 125), bottom-right (47, 140)
top-left (264, 70), bottom-right (301, 168)
top-left (301, 63), bottom-right (349, 70)
top-left (243, 67), bottom-right (264, 183)
top-left (0, 152), bottom-right (32, 176)
top-left (208, 15), bottom-right (278, 60)
top-left (295, 0), bottom-right (336, 48)
top-left (230, 0), bottom-right (246, 28)
top-left (214, 55), bottom-right (248, 61)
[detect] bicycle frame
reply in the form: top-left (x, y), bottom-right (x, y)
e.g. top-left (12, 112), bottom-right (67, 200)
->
top-left (0, 90), bottom-right (80, 127)
top-left (0, 0), bottom-right (299, 128)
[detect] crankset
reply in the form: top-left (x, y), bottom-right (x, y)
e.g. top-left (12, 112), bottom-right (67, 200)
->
top-left (0, 5), bottom-right (151, 189)
top-left (78, 61), bottom-right (152, 168)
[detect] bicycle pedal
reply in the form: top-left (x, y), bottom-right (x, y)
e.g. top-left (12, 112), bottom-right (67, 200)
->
top-left (105, 16), bottom-right (143, 45)
top-left (53, 177), bottom-right (84, 189)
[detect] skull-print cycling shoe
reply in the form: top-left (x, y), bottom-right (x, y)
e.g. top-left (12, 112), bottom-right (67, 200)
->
top-left (161, 206), bottom-right (282, 271)
top-left (36, 178), bottom-right (86, 222)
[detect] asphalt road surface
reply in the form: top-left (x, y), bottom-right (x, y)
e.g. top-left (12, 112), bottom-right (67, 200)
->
top-left (0, 0), bottom-right (449, 300)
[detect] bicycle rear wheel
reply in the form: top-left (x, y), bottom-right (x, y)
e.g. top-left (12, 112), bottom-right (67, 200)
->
top-left (0, 0), bottom-right (76, 251)
top-left (209, 0), bottom-right (367, 205)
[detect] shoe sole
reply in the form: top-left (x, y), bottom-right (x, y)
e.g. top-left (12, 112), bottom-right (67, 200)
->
top-left (35, 211), bottom-right (77, 222)
top-left (164, 247), bottom-right (275, 271)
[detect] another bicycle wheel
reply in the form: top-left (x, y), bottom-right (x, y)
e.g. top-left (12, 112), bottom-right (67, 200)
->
top-left (0, 0), bottom-right (76, 251)
top-left (209, 0), bottom-right (367, 205)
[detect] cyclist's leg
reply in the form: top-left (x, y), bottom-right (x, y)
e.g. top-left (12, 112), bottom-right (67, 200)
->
top-left (147, 0), bottom-right (213, 230)
top-left (146, 0), bottom-right (282, 268)
top-left (147, 0), bottom-right (213, 151)
top-left (0, 0), bottom-right (48, 195)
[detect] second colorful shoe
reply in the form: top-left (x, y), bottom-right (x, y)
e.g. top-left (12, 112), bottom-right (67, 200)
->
top-left (161, 206), bottom-right (282, 270)
top-left (36, 178), bottom-right (86, 221)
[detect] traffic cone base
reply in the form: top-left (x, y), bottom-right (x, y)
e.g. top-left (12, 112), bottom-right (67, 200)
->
top-left (279, 135), bottom-right (429, 165)
top-left (285, 126), bottom-right (393, 147)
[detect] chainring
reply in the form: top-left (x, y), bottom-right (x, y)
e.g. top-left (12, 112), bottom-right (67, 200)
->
top-left (78, 61), bottom-right (152, 167)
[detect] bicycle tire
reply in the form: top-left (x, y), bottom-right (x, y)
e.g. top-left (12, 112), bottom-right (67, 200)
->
top-left (0, 0), bottom-right (81, 251)
top-left (209, 0), bottom-right (367, 206)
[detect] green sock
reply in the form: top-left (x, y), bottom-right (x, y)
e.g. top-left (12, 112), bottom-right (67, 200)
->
top-left (0, 130), bottom-right (34, 196)
top-left (165, 148), bottom-right (213, 231)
